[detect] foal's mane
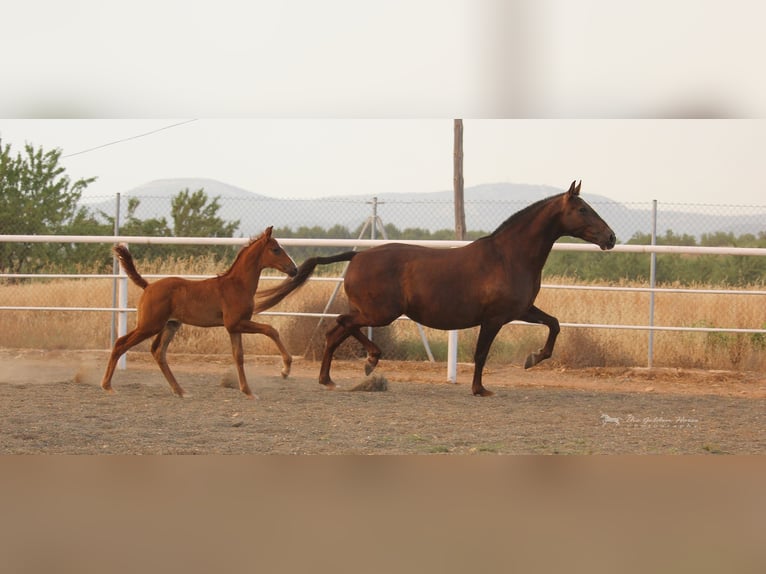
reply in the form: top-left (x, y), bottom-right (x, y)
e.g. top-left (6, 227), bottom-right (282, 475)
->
top-left (488, 193), bottom-right (563, 238)
top-left (219, 229), bottom-right (270, 277)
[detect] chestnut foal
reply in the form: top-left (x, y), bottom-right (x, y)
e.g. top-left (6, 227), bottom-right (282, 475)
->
top-left (100, 227), bottom-right (297, 398)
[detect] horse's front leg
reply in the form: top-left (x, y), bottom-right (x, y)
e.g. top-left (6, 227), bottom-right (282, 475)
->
top-left (227, 331), bottom-right (255, 398)
top-left (520, 305), bottom-right (560, 369)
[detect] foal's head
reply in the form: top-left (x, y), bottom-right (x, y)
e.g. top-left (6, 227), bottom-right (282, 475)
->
top-left (557, 181), bottom-right (616, 250)
top-left (252, 226), bottom-right (298, 277)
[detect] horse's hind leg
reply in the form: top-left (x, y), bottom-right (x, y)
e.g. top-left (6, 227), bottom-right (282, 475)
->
top-left (151, 321), bottom-right (185, 397)
top-left (348, 326), bottom-right (382, 375)
top-left (318, 321), bottom-right (354, 388)
top-left (520, 305), bottom-right (560, 369)
top-left (319, 315), bottom-right (384, 386)
top-left (100, 328), bottom-right (157, 393)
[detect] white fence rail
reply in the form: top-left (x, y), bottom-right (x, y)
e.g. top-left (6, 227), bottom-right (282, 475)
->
top-left (2, 235), bottom-right (766, 378)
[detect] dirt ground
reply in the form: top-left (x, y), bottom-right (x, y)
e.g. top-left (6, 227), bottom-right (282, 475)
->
top-left (1, 348), bottom-right (763, 454)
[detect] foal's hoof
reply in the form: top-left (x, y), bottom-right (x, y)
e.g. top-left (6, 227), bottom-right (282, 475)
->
top-left (281, 367), bottom-right (290, 379)
top-left (320, 380), bottom-right (338, 390)
top-left (472, 388), bottom-right (494, 397)
top-left (524, 354), bottom-right (538, 369)
top-left (282, 357), bottom-right (292, 378)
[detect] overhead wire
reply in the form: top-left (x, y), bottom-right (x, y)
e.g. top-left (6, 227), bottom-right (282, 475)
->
top-left (62, 119), bottom-right (198, 158)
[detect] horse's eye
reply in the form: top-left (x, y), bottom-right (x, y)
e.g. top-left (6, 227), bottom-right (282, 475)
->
top-left (578, 207), bottom-right (588, 214)
top-left (272, 247), bottom-right (282, 255)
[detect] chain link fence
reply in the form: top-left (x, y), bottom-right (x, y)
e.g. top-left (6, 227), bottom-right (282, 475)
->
top-left (2, 191), bottom-right (765, 282)
top-left (71, 193), bottom-right (766, 243)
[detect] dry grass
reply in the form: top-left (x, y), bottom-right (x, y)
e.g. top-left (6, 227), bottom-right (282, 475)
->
top-left (1, 262), bottom-right (764, 372)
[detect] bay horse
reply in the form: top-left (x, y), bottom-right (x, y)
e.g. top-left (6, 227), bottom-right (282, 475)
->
top-left (100, 226), bottom-right (298, 398)
top-left (255, 181), bottom-right (616, 396)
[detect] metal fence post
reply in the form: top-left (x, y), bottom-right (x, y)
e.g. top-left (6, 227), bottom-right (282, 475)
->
top-left (110, 192), bottom-right (120, 350)
top-left (447, 330), bottom-right (458, 383)
top-left (648, 200), bottom-right (657, 368)
top-left (117, 244), bottom-right (128, 370)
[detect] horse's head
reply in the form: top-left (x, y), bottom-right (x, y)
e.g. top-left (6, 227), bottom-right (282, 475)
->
top-left (559, 181), bottom-right (616, 250)
top-left (261, 226), bottom-right (298, 277)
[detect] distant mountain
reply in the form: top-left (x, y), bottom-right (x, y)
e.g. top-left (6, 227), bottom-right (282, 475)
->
top-left (81, 178), bottom-right (765, 242)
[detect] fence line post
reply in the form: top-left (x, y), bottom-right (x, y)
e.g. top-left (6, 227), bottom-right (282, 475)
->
top-left (648, 199), bottom-right (657, 368)
top-left (110, 192), bottom-right (121, 350)
top-left (448, 119), bottom-right (465, 384)
top-left (447, 330), bottom-right (458, 383)
top-left (367, 197), bottom-right (379, 341)
top-left (117, 251), bottom-right (128, 370)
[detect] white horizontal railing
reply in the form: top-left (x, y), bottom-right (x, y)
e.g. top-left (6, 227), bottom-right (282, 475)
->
top-left (2, 235), bottom-right (766, 376)
top-left (4, 233), bottom-right (766, 256)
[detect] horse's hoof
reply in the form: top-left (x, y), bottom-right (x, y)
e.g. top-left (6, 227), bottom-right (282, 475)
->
top-left (364, 357), bottom-right (379, 376)
top-left (524, 355), bottom-right (537, 369)
top-left (320, 381), bottom-right (337, 390)
top-left (281, 368), bottom-right (290, 379)
top-left (473, 388), bottom-right (494, 397)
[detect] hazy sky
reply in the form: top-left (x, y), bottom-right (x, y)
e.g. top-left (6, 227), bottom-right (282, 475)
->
top-left (4, 1), bottom-right (765, 119)
top-left (1, 119), bottom-right (764, 205)
top-left (3, 2), bottom-right (766, 207)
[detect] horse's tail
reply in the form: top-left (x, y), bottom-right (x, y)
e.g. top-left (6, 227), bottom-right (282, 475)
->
top-left (113, 244), bottom-right (149, 289)
top-left (254, 251), bottom-right (357, 313)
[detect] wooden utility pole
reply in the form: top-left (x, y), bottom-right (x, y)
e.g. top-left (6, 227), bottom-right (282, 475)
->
top-left (448, 119), bottom-right (465, 384)
top-left (453, 119), bottom-right (466, 240)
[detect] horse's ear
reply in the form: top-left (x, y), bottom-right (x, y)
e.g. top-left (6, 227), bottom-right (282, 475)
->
top-left (566, 180), bottom-right (578, 197)
top-left (264, 226), bottom-right (273, 237)
top-left (575, 180), bottom-right (582, 195)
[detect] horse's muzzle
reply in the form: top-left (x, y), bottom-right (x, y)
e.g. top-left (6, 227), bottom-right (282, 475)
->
top-left (600, 231), bottom-right (617, 251)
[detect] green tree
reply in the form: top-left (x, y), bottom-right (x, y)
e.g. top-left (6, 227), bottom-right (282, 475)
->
top-left (169, 188), bottom-right (240, 259)
top-left (0, 139), bottom-right (97, 274)
top-left (97, 197), bottom-right (173, 260)
top-left (171, 188), bottom-right (239, 237)
top-left (121, 197), bottom-right (172, 237)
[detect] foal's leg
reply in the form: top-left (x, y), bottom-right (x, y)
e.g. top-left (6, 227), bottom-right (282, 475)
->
top-left (520, 306), bottom-right (561, 369)
top-left (227, 331), bottom-right (255, 398)
top-left (150, 320), bottom-right (185, 397)
top-left (234, 319), bottom-right (292, 378)
top-left (100, 328), bottom-right (158, 392)
top-left (472, 321), bottom-right (503, 396)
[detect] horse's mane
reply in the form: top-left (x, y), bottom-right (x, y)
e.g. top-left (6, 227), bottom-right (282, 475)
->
top-left (219, 230), bottom-right (269, 277)
top-left (488, 193), bottom-right (562, 238)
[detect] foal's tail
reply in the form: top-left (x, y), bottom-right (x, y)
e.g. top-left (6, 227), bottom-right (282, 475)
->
top-left (113, 244), bottom-right (149, 289)
top-left (254, 251), bottom-right (357, 313)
